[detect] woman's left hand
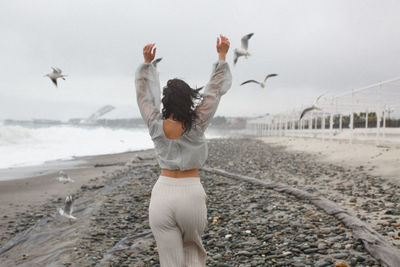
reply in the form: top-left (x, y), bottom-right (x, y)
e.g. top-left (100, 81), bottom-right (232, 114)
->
top-left (143, 43), bottom-right (156, 63)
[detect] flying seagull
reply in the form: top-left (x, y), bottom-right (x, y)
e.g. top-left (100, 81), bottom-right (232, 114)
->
top-left (299, 94), bottom-right (325, 120)
top-left (152, 58), bottom-right (162, 68)
top-left (58, 170), bottom-right (74, 184)
top-left (58, 195), bottom-right (77, 223)
top-left (44, 67), bottom-right (67, 87)
top-left (234, 33), bottom-right (254, 66)
top-left (240, 74), bottom-right (278, 88)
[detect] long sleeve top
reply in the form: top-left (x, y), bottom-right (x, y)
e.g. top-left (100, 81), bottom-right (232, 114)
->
top-left (135, 60), bottom-right (232, 170)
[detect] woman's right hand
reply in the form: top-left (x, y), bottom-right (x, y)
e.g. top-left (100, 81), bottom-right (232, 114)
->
top-left (143, 43), bottom-right (156, 63)
top-left (216, 34), bottom-right (230, 61)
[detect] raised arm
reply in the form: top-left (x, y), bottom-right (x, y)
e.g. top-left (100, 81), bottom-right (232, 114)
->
top-left (135, 44), bottom-right (161, 127)
top-left (195, 35), bottom-right (232, 131)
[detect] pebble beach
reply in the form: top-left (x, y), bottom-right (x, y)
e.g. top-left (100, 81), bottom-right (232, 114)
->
top-left (1, 137), bottom-right (399, 266)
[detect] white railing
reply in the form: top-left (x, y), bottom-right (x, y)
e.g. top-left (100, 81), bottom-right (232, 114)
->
top-left (247, 76), bottom-right (400, 145)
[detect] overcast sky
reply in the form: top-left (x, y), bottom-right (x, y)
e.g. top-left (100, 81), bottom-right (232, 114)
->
top-left (1, 0), bottom-right (399, 120)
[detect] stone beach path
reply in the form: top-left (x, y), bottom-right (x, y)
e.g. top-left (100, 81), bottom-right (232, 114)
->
top-left (1, 138), bottom-right (399, 266)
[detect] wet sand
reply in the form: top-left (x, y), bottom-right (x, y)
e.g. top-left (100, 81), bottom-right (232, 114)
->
top-left (0, 149), bottom-right (154, 247)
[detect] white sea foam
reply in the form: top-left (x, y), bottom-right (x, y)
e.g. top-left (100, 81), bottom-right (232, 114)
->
top-left (0, 124), bottom-right (235, 169)
top-left (0, 125), bottom-right (153, 169)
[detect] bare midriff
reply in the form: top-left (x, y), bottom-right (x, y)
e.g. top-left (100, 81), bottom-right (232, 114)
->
top-left (161, 168), bottom-right (199, 178)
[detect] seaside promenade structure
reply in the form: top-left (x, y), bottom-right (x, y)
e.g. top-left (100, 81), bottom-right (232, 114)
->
top-left (247, 77), bottom-right (400, 145)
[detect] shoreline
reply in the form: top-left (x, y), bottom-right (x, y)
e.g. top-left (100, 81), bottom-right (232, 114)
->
top-left (0, 158), bottom-right (86, 181)
top-left (0, 148), bottom-right (155, 181)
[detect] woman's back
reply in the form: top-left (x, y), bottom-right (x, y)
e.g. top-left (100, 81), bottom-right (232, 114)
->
top-left (163, 118), bottom-right (184, 140)
top-left (148, 116), bottom-right (207, 171)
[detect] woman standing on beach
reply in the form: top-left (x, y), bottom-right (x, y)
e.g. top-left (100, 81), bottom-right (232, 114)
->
top-left (135, 35), bottom-right (231, 266)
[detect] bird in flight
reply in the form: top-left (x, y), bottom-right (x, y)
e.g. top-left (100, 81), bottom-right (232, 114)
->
top-left (240, 74), bottom-right (278, 88)
top-left (152, 57), bottom-right (162, 68)
top-left (58, 195), bottom-right (77, 224)
top-left (234, 33), bottom-right (254, 66)
top-left (299, 94), bottom-right (325, 120)
top-left (58, 170), bottom-right (74, 184)
top-left (44, 67), bottom-right (67, 87)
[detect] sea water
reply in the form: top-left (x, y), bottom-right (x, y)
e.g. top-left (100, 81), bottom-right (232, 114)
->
top-left (0, 124), bottom-right (154, 169)
top-left (0, 123), bottom-right (227, 169)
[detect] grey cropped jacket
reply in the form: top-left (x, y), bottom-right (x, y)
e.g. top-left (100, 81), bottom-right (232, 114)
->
top-left (135, 60), bottom-right (232, 170)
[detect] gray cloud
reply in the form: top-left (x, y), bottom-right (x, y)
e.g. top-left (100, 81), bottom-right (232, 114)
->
top-left (0, 0), bottom-right (399, 120)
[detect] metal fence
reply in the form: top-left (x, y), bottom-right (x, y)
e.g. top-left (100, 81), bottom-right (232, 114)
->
top-left (247, 76), bottom-right (400, 145)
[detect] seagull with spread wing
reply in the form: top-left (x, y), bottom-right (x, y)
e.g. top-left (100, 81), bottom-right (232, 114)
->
top-left (234, 33), bottom-right (254, 65)
top-left (58, 170), bottom-right (74, 184)
top-left (58, 195), bottom-right (76, 224)
top-left (44, 67), bottom-right (67, 87)
top-left (240, 73), bottom-right (278, 88)
top-left (152, 57), bottom-right (162, 68)
top-left (299, 94), bottom-right (325, 120)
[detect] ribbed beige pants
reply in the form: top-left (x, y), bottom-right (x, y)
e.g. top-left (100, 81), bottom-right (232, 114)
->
top-left (149, 176), bottom-right (207, 267)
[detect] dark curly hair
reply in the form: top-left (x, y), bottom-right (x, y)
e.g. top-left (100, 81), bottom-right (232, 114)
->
top-left (162, 79), bottom-right (202, 133)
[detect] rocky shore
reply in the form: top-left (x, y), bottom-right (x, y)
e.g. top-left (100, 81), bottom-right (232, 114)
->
top-left (207, 138), bottom-right (400, 249)
top-left (1, 137), bottom-right (398, 266)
